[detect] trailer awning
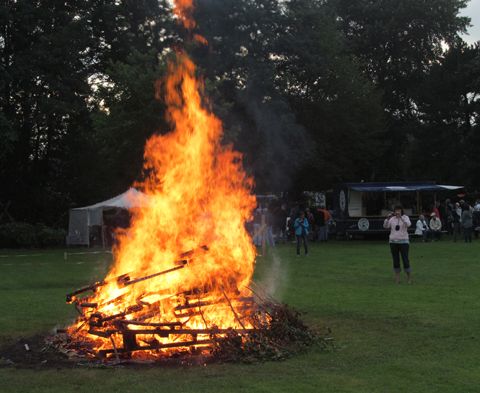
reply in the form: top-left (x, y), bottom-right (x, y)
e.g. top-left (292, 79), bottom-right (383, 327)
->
top-left (345, 182), bottom-right (463, 192)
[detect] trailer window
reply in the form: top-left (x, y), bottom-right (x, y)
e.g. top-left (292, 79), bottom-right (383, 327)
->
top-left (385, 192), bottom-right (417, 215)
top-left (365, 192), bottom-right (384, 216)
top-left (354, 191), bottom-right (420, 217)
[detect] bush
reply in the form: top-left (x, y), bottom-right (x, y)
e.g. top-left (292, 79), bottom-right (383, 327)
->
top-left (0, 222), bottom-right (37, 248)
top-left (35, 224), bottom-right (66, 247)
top-left (0, 222), bottom-right (66, 248)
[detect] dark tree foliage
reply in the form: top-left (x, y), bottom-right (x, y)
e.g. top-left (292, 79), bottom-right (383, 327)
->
top-left (0, 0), bottom-right (172, 225)
top-left (1, 1), bottom-right (98, 224)
top-left (89, 50), bottom-right (169, 198)
top-left (0, 0), bottom-right (477, 227)
top-left (274, 0), bottom-right (385, 188)
top-left (193, 0), bottom-right (311, 191)
top-left (332, 0), bottom-right (470, 178)
top-left (193, 0), bottom-right (384, 190)
top-left (409, 43), bottom-right (480, 186)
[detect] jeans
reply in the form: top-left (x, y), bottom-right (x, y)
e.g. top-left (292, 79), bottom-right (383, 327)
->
top-left (318, 226), bottom-right (328, 241)
top-left (296, 235), bottom-right (308, 255)
top-left (266, 226), bottom-right (275, 247)
top-left (390, 243), bottom-right (411, 272)
top-left (253, 223), bottom-right (261, 246)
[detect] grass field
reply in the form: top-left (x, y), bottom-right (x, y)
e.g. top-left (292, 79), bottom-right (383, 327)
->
top-left (1, 240), bottom-right (479, 393)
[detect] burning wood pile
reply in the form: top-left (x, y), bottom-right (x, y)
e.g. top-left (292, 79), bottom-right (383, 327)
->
top-left (60, 246), bottom-right (274, 361)
top-left (51, 0), bottom-right (319, 364)
top-left (57, 260), bottom-right (317, 363)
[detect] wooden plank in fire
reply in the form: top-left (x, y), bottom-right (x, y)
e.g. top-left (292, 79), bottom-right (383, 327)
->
top-left (120, 263), bottom-right (187, 287)
top-left (65, 245), bottom-right (209, 303)
top-left (88, 329), bottom-right (118, 338)
top-left (179, 287), bottom-right (209, 298)
top-left (172, 296), bottom-right (253, 313)
top-left (179, 244), bottom-right (209, 258)
top-left (118, 245), bottom-right (210, 287)
top-left (89, 304), bottom-right (143, 327)
top-left (118, 328), bottom-right (257, 336)
top-left (86, 326), bottom-right (257, 342)
top-left (174, 300), bottom-right (216, 311)
top-left (116, 320), bottom-right (183, 328)
top-left (66, 281), bottom-right (105, 303)
top-left (97, 339), bottom-right (215, 358)
top-left (79, 302), bottom-right (98, 308)
top-left (173, 310), bottom-right (203, 318)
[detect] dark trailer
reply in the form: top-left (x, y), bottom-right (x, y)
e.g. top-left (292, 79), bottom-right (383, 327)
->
top-left (333, 182), bottom-right (463, 238)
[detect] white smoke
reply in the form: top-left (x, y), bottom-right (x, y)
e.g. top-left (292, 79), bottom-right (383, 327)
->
top-left (259, 249), bottom-right (288, 301)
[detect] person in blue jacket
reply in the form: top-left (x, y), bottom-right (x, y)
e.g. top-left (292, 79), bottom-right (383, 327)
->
top-left (294, 211), bottom-right (309, 256)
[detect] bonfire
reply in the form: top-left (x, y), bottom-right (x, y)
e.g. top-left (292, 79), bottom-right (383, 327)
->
top-left (54, 0), bottom-right (317, 363)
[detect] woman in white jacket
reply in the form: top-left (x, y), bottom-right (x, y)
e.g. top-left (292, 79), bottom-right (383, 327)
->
top-left (415, 215), bottom-right (430, 242)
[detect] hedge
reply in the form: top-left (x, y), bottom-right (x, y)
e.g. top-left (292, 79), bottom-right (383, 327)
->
top-left (0, 222), bottom-right (66, 248)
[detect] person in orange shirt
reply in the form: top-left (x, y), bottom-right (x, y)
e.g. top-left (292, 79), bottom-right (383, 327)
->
top-left (316, 207), bottom-right (331, 241)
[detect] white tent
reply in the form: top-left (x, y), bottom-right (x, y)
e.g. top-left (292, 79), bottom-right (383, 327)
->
top-left (66, 188), bottom-right (148, 246)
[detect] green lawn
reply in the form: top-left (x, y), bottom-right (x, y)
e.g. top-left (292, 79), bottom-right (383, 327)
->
top-left (1, 240), bottom-right (479, 393)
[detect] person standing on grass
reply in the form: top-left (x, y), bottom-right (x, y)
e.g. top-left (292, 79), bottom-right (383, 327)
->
top-left (317, 206), bottom-right (332, 242)
top-left (305, 208), bottom-right (315, 241)
top-left (445, 198), bottom-right (454, 235)
top-left (461, 204), bottom-right (473, 243)
top-left (275, 203), bottom-right (289, 243)
top-left (473, 200), bottom-right (480, 239)
top-left (252, 208), bottom-right (262, 246)
top-left (452, 202), bottom-right (462, 242)
top-left (294, 211), bottom-right (309, 256)
top-left (384, 206), bottom-right (412, 284)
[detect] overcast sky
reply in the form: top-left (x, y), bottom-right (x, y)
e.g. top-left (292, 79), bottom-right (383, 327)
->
top-left (461, 0), bottom-right (480, 44)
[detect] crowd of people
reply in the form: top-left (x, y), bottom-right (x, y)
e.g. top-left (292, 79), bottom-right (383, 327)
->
top-left (413, 199), bottom-right (480, 243)
top-left (250, 197), bottom-right (479, 279)
top-left (383, 199), bottom-right (480, 284)
top-left (251, 203), bottom-right (334, 256)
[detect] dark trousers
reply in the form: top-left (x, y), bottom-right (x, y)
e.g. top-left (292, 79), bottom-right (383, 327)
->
top-left (421, 230), bottom-right (430, 242)
top-left (296, 235), bottom-right (308, 255)
top-left (453, 222), bottom-right (462, 242)
top-left (446, 221), bottom-right (454, 235)
top-left (390, 243), bottom-right (411, 272)
top-left (318, 225), bottom-right (328, 241)
top-left (431, 230), bottom-right (442, 240)
top-left (464, 227), bottom-right (473, 243)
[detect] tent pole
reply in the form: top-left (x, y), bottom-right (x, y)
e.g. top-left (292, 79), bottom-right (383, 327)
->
top-left (102, 225), bottom-right (106, 249)
top-left (417, 191), bottom-right (420, 215)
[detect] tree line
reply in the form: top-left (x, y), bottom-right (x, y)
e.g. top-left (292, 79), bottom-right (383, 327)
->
top-left (1, 0), bottom-right (479, 227)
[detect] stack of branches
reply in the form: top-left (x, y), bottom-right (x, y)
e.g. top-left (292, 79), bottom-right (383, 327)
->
top-left (56, 248), bottom-right (333, 364)
top-left (210, 283), bottom-right (333, 363)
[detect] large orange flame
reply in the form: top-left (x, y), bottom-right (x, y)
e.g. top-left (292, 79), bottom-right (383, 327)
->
top-left (67, 3), bottom-right (257, 357)
top-left (110, 53), bottom-right (256, 293)
top-left (173, 0), bottom-right (196, 30)
top-left (172, 0), bottom-right (208, 45)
